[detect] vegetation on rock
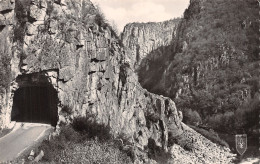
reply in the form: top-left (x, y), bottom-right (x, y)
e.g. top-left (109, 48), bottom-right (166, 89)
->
top-left (21, 111), bottom-right (131, 163)
top-left (34, 125), bottom-right (132, 163)
top-left (137, 0), bottom-right (259, 134)
top-left (0, 52), bottom-right (11, 91)
top-left (0, 0), bottom-right (243, 163)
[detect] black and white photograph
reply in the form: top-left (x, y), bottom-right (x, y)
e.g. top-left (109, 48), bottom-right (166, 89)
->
top-left (0, 0), bottom-right (259, 163)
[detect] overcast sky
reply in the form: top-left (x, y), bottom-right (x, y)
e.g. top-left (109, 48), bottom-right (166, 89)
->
top-left (91, 0), bottom-right (190, 32)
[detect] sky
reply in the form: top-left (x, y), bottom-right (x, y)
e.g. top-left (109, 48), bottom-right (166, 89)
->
top-left (91, 0), bottom-right (190, 32)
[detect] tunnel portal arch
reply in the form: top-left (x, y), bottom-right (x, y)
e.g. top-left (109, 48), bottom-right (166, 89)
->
top-left (11, 72), bottom-right (58, 126)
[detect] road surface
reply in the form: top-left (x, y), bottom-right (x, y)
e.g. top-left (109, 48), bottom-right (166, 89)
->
top-left (0, 123), bottom-right (53, 162)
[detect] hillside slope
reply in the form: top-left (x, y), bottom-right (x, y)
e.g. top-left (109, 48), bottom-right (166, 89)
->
top-left (124, 0), bottom-right (259, 134)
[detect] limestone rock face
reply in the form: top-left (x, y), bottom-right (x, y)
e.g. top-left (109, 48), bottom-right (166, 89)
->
top-left (0, 0), bottom-right (184, 161)
top-left (121, 20), bottom-right (180, 70)
top-left (122, 0), bottom-right (257, 114)
top-left (0, 0), bottom-right (15, 128)
top-left (0, 0), bottom-right (235, 163)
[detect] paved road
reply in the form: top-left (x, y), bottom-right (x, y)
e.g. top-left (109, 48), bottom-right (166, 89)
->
top-left (0, 123), bottom-right (52, 162)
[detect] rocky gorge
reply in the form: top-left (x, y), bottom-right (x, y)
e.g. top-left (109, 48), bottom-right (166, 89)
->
top-left (123, 0), bottom-right (259, 136)
top-left (0, 0), bottom-right (239, 163)
top-left (122, 0), bottom-right (259, 162)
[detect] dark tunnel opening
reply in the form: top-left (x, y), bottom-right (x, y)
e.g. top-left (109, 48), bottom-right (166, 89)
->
top-left (11, 73), bottom-right (58, 126)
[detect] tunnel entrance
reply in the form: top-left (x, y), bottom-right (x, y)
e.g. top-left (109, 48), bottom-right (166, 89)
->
top-left (11, 72), bottom-right (58, 126)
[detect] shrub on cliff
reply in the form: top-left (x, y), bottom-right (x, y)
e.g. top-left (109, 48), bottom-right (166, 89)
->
top-left (208, 111), bottom-right (235, 132)
top-left (182, 108), bottom-right (202, 126)
top-left (94, 5), bottom-right (119, 38)
top-left (0, 52), bottom-right (11, 91)
top-left (29, 108), bottom-right (130, 163)
top-left (14, 0), bottom-right (31, 43)
top-left (61, 105), bottom-right (73, 115)
top-left (234, 96), bottom-right (260, 132)
top-left (38, 125), bottom-right (81, 161)
top-left (35, 125), bottom-right (131, 163)
top-left (55, 138), bottom-right (132, 164)
top-left (72, 115), bottom-right (112, 141)
top-left (81, 2), bottom-right (119, 38)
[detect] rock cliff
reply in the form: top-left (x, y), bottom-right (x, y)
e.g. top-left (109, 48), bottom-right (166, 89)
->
top-left (0, 0), bottom-right (235, 163)
top-left (121, 19), bottom-right (180, 70)
top-left (123, 0), bottom-right (259, 133)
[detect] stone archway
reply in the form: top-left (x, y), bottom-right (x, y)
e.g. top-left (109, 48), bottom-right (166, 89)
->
top-left (11, 72), bottom-right (58, 126)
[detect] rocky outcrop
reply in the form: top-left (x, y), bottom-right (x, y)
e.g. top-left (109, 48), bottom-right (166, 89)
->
top-left (123, 0), bottom-right (259, 131)
top-left (121, 19), bottom-right (180, 70)
top-left (169, 123), bottom-right (235, 164)
top-left (0, 0), bottom-right (235, 163)
top-left (0, 0), bottom-right (15, 129)
top-left (0, 0), bottom-right (183, 160)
